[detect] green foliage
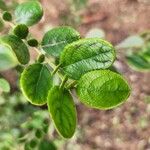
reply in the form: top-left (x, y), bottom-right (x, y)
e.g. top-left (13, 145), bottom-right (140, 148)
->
top-left (0, 35), bottom-right (30, 64)
top-left (0, 1), bottom-right (131, 139)
top-left (2, 11), bottom-right (12, 22)
top-left (35, 129), bottom-right (43, 139)
top-left (0, 19), bottom-right (4, 31)
top-left (126, 52), bottom-right (150, 71)
top-left (42, 26), bottom-right (81, 58)
top-left (77, 70), bottom-right (131, 109)
top-left (13, 24), bottom-right (29, 39)
top-left (39, 140), bottom-right (57, 150)
top-left (0, 44), bottom-right (18, 71)
top-left (0, 78), bottom-right (10, 93)
top-left (47, 86), bottom-right (77, 138)
top-left (60, 38), bottom-right (115, 79)
top-left (29, 139), bottom-right (38, 148)
top-left (15, 1), bottom-right (43, 26)
top-left (125, 36), bottom-right (150, 71)
top-left (0, 0), bottom-right (7, 11)
top-left (116, 35), bottom-right (144, 49)
top-left (37, 54), bottom-right (45, 63)
top-left (27, 38), bottom-right (38, 47)
top-left (20, 63), bottom-right (53, 105)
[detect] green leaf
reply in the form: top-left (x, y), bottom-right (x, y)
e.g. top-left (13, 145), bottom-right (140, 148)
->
top-left (29, 139), bottom-right (38, 148)
top-left (0, 44), bottom-right (18, 71)
top-left (77, 70), bottom-right (131, 109)
top-left (116, 35), bottom-right (144, 49)
top-left (20, 63), bottom-right (52, 105)
top-left (27, 38), bottom-right (38, 47)
top-left (41, 26), bottom-right (80, 58)
top-left (86, 28), bottom-right (105, 39)
top-left (35, 129), bottom-right (43, 139)
top-left (0, 78), bottom-right (10, 93)
top-left (38, 140), bottom-right (57, 150)
top-left (0, 19), bottom-right (4, 31)
top-left (2, 11), bottom-right (12, 22)
top-left (60, 38), bottom-right (116, 80)
top-left (126, 53), bottom-right (150, 71)
top-left (0, 0), bottom-right (7, 11)
top-left (139, 44), bottom-right (150, 62)
top-left (14, 1), bottom-right (43, 26)
top-left (47, 86), bottom-right (77, 138)
top-left (0, 35), bottom-right (30, 65)
top-left (13, 24), bottom-right (29, 39)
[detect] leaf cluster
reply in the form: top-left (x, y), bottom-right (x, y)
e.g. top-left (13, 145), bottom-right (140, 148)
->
top-left (0, 1), bottom-right (131, 139)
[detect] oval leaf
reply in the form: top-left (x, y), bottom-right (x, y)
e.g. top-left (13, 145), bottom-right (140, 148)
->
top-left (60, 38), bottom-right (116, 80)
top-left (0, 78), bottom-right (10, 93)
top-left (77, 70), bottom-right (131, 109)
top-left (116, 35), bottom-right (144, 49)
top-left (41, 26), bottom-right (80, 58)
top-left (0, 35), bottom-right (30, 64)
top-left (0, 44), bottom-right (18, 71)
top-left (20, 63), bottom-right (52, 105)
top-left (47, 86), bottom-right (77, 138)
top-left (126, 53), bottom-right (150, 71)
top-left (15, 1), bottom-right (43, 26)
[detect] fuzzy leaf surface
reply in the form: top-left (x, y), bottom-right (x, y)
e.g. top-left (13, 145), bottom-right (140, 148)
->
top-left (0, 35), bottom-right (30, 64)
top-left (47, 86), bottom-right (77, 138)
top-left (77, 70), bottom-right (131, 109)
top-left (42, 26), bottom-right (80, 58)
top-left (60, 38), bottom-right (115, 79)
top-left (20, 63), bottom-right (52, 105)
top-left (15, 1), bottom-right (43, 26)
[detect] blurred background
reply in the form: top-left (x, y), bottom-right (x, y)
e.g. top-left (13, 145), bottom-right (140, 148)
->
top-left (0, 0), bottom-right (150, 149)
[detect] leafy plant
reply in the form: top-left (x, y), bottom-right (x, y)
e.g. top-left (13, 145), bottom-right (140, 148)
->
top-left (0, 1), bottom-right (131, 139)
top-left (0, 78), bottom-right (10, 94)
top-left (116, 31), bottom-right (150, 71)
top-left (0, 92), bottom-right (57, 150)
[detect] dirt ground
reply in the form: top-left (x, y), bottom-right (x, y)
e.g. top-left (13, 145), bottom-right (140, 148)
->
top-left (2, 0), bottom-right (150, 149)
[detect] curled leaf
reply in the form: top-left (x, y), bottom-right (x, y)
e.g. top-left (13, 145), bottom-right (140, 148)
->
top-left (0, 44), bottom-right (18, 71)
top-left (0, 35), bottom-right (30, 65)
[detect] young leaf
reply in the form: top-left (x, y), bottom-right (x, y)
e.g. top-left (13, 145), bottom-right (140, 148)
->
top-left (0, 44), bottom-right (18, 71)
top-left (60, 38), bottom-right (116, 80)
top-left (86, 28), bottom-right (105, 39)
top-left (20, 63), bottom-right (52, 105)
top-left (0, 35), bottom-right (30, 65)
top-left (0, 78), bottom-right (10, 93)
top-left (126, 53), bottom-right (150, 71)
top-left (15, 1), bottom-right (43, 26)
top-left (77, 70), bottom-right (131, 109)
top-left (27, 38), bottom-right (38, 47)
top-left (41, 26), bottom-right (80, 58)
top-left (116, 35), bottom-right (144, 49)
top-left (2, 11), bottom-right (12, 21)
top-left (47, 86), bottom-right (77, 138)
top-left (13, 24), bottom-right (29, 39)
top-left (39, 140), bottom-right (57, 150)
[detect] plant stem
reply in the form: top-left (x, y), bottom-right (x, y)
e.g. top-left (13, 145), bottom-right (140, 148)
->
top-left (60, 75), bottom-right (68, 89)
top-left (52, 63), bottom-right (61, 76)
top-left (33, 47), bottom-right (64, 80)
top-left (66, 80), bottom-right (77, 89)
